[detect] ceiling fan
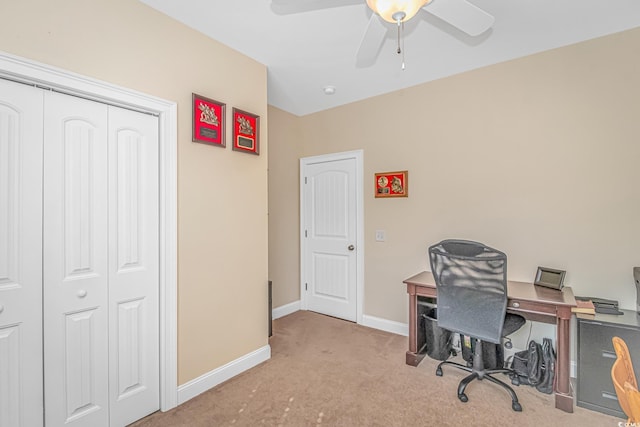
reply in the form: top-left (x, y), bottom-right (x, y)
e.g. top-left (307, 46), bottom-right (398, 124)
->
top-left (271, 0), bottom-right (494, 66)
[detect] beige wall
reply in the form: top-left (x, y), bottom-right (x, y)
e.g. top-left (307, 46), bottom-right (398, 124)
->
top-left (0, 0), bottom-right (269, 385)
top-left (268, 28), bottom-right (640, 324)
top-left (267, 107), bottom-right (303, 308)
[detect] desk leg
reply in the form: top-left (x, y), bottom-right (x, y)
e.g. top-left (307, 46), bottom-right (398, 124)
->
top-left (406, 289), bottom-right (426, 366)
top-left (555, 315), bottom-right (573, 413)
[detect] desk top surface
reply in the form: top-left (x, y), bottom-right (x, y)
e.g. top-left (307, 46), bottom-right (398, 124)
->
top-left (404, 271), bottom-right (576, 307)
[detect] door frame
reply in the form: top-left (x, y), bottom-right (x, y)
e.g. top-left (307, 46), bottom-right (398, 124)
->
top-left (299, 150), bottom-right (364, 324)
top-left (0, 51), bottom-right (179, 411)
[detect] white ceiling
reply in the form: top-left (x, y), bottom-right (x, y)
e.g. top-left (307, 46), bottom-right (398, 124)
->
top-left (139, 0), bottom-right (640, 116)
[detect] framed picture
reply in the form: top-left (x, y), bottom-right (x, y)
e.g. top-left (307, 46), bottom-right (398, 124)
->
top-left (375, 171), bottom-right (408, 198)
top-left (192, 93), bottom-right (225, 147)
top-left (232, 108), bottom-right (259, 155)
top-left (534, 266), bottom-right (566, 290)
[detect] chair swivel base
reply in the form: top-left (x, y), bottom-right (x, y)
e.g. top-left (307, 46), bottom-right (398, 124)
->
top-left (436, 360), bottom-right (523, 412)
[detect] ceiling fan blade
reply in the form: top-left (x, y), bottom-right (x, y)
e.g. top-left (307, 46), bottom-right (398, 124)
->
top-left (271, 0), bottom-right (361, 15)
top-left (424, 0), bottom-right (494, 36)
top-left (355, 14), bottom-right (387, 67)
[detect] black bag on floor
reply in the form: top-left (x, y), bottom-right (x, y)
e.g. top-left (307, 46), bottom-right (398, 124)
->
top-left (536, 337), bottom-right (556, 394)
top-left (511, 340), bottom-right (542, 386)
top-left (510, 338), bottom-right (555, 393)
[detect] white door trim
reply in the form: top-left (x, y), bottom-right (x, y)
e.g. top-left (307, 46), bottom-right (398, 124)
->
top-left (0, 51), bottom-right (179, 411)
top-left (299, 149), bottom-right (364, 324)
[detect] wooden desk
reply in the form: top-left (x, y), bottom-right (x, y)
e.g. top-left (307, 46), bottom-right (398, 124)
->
top-left (403, 271), bottom-right (577, 413)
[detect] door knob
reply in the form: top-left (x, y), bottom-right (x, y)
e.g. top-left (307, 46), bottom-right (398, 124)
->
top-left (348, 245), bottom-right (355, 251)
top-left (77, 289), bottom-right (88, 298)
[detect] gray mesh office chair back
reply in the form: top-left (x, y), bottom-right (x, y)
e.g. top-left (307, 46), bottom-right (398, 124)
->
top-left (428, 239), bottom-right (525, 412)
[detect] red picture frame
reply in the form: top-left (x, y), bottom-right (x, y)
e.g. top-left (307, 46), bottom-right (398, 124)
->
top-left (232, 108), bottom-right (259, 155)
top-left (375, 171), bottom-right (408, 198)
top-left (192, 93), bottom-right (225, 147)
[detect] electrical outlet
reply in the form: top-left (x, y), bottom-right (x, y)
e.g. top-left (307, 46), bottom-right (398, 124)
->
top-left (375, 230), bottom-right (386, 242)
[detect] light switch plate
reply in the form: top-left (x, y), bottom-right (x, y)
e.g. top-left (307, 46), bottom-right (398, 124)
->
top-left (375, 230), bottom-right (386, 242)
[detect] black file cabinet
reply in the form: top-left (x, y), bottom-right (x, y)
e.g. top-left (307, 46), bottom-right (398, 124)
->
top-left (576, 309), bottom-right (640, 418)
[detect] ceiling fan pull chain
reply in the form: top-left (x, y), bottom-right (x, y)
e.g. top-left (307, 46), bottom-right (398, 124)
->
top-left (396, 19), bottom-right (402, 55)
top-left (401, 20), bottom-right (406, 70)
top-left (391, 10), bottom-right (407, 70)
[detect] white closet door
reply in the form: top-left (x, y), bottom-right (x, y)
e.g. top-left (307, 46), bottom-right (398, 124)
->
top-left (107, 106), bottom-right (159, 426)
top-left (0, 79), bottom-right (44, 427)
top-left (43, 91), bottom-right (110, 427)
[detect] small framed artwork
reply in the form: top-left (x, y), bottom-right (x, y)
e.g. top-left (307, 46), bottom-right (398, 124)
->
top-left (232, 108), bottom-right (259, 155)
top-left (534, 266), bottom-right (566, 290)
top-left (192, 93), bottom-right (225, 147)
top-left (375, 170), bottom-right (408, 198)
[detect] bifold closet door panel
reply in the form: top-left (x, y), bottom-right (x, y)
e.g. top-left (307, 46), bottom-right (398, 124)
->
top-left (107, 106), bottom-right (160, 427)
top-left (43, 90), bottom-right (110, 427)
top-left (0, 79), bottom-right (44, 427)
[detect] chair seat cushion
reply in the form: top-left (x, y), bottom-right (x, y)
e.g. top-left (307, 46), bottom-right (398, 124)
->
top-left (503, 313), bottom-right (526, 335)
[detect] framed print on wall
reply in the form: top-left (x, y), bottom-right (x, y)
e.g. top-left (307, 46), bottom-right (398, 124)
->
top-left (192, 93), bottom-right (225, 147)
top-left (375, 170), bottom-right (408, 198)
top-left (232, 108), bottom-right (259, 155)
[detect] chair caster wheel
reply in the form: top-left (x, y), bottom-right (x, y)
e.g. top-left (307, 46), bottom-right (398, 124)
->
top-left (458, 393), bottom-right (468, 403)
top-left (512, 401), bottom-right (522, 412)
top-left (436, 367), bottom-right (443, 376)
top-left (511, 377), bottom-right (520, 386)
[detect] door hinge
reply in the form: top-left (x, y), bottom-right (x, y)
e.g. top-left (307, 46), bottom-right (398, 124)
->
top-left (304, 177), bottom-right (307, 184)
top-left (305, 230), bottom-right (308, 238)
top-left (305, 283), bottom-right (308, 291)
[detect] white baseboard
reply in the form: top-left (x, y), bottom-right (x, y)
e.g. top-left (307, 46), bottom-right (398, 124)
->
top-left (272, 300), bottom-right (300, 319)
top-left (177, 345), bottom-right (271, 405)
top-left (271, 301), bottom-right (408, 336)
top-left (361, 314), bottom-right (408, 336)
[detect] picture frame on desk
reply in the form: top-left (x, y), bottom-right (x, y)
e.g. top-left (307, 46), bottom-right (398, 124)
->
top-left (534, 266), bottom-right (566, 290)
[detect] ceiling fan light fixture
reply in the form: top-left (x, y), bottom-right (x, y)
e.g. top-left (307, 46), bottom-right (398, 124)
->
top-left (366, 0), bottom-right (431, 23)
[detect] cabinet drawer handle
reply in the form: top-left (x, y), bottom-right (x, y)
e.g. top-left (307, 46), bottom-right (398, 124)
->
top-left (602, 350), bottom-right (616, 359)
top-left (602, 391), bottom-right (618, 401)
top-left (0, 304), bottom-right (4, 314)
top-left (512, 302), bottom-right (520, 308)
top-left (77, 289), bottom-right (88, 298)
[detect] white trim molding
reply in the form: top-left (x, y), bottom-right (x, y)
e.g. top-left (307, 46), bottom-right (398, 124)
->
top-left (361, 315), bottom-right (409, 336)
top-left (177, 346), bottom-right (271, 405)
top-left (0, 50), bottom-right (179, 411)
top-left (273, 300), bottom-right (301, 320)
top-left (273, 304), bottom-right (409, 337)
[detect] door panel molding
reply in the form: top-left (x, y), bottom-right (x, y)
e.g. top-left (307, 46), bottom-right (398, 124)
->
top-left (0, 50), bottom-right (179, 411)
top-left (300, 150), bottom-right (364, 324)
top-left (0, 79), bottom-right (44, 427)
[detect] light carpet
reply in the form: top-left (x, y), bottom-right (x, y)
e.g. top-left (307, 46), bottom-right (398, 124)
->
top-left (131, 310), bottom-right (622, 426)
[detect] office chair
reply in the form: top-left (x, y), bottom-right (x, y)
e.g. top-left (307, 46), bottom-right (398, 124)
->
top-left (428, 239), bottom-right (526, 411)
top-left (611, 337), bottom-right (640, 423)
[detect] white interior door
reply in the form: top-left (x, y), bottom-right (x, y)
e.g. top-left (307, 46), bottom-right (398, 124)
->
top-left (0, 71), bottom-right (165, 426)
top-left (0, 79), bottom-right (44, 427)
top-left (43, 92), bottom-right (160, 426)
top-left (107, 106), bottom-right (159, 426)
top-left (43, 90), bottom-right (110, 426)
top-left (301, 154), bottom-right (359, 322)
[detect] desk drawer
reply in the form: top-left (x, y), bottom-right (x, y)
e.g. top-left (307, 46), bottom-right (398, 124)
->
top-left (508, 299), bottom-right (557, 323)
